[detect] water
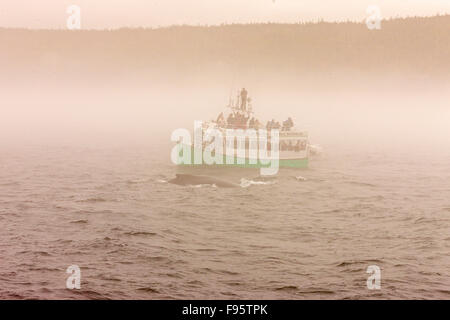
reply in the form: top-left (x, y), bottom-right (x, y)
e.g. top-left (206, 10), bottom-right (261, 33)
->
top-left (0, 143), bottom-right (449, 299)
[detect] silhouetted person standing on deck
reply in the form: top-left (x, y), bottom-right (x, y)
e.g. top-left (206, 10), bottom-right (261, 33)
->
top-left (227, 113), bottom-right (234, 128)
top-left (240, 88), bottom-right (248, 110)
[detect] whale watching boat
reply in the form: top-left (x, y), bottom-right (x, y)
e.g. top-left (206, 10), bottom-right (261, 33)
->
top-left (174, 88), bottom-right (309, 170)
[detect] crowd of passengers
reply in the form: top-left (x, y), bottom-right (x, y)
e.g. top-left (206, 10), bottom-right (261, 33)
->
top-left (216, 112), bottom-right (295, 131)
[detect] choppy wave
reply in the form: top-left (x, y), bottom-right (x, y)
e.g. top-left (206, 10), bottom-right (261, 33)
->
top-left (240, 178), bottom-right (277, 188)
top-left (1, 145), bottom-right (448, 299)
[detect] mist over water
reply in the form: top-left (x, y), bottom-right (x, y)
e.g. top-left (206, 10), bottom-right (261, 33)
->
top-left (1, 18), bottom-right (449, 299)
top-left (2, 77), bottom-right (449, 155)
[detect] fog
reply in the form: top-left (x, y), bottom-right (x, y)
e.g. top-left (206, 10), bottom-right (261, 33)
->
top-left (2, 77), bottom-right (449, 157)
top-left (1, 18), bottom-right (449, 156)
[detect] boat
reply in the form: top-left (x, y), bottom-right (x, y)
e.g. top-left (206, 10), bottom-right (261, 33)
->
top-left (173, 89), bottom-right (309, 172)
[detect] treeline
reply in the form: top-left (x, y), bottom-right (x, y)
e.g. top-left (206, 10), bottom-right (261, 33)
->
top-left (1, 15), bottom-right (449, 82)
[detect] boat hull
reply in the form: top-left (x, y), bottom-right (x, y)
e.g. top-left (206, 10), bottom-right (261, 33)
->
top-left (174, 145), bottom-right (308, 169)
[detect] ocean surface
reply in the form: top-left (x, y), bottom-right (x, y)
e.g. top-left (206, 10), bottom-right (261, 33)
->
top-left (0, 142), bottom-right (449, 299)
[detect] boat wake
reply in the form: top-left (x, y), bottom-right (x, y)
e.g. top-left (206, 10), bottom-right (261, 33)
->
top-left (240, 178), bottom-right (277, 188)
top-left (309, 144), bottom-right (323, 156)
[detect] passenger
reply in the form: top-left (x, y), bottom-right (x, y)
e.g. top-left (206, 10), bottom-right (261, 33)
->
top-left (249, 117), bottom-right (255, 129)
top-left (288, 117), bottom-right (294, 129)
top-left (287, 141), bottom-right (293, 151)
top-left (235, 112), bottom-right (242, 128)
top-left (227, 113), bottom-right (234, 128)
top-left (216, 112), bottom-right (226, 127)
top-left (268, 119), bottom-right (276, 130)
top-left (243, 115), bottom-right (250, 129)
top-left (282, 117), bottom-right (294, 131)
top-left (240, 88), bottom-right (248, 110)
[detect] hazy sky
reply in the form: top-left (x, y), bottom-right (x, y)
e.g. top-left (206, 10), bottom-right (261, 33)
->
top-left (1, 0), bottom-right (449, 29)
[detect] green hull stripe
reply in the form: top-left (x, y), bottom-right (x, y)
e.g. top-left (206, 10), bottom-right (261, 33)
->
top-left (175, 146), bottom-right (308, 168)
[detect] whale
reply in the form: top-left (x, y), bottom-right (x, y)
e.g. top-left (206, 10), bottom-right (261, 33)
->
top-left (168, 174), bottom-right (239, 188)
